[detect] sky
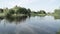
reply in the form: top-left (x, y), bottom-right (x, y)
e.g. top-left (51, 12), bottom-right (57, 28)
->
top-left (0, 0), bottom-right (60, 12)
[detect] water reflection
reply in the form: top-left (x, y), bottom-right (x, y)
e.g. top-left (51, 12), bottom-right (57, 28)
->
top-left (54, 16), bottom-right (60, 20)
top-left (0, 17), bottom-right (4, 20)
top-left (0, 16), bottom-right (60, 34)
top-left (0, 16), bottom-right (28, 24)
top-left (39, 15), bottom-right (46, 17)
top-left (31, 15), bottom-right (46, 17)
top-left (6, 16), bottom-right (27, 22)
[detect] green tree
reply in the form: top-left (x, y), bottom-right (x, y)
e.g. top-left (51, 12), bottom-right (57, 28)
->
top-left (27, 9), bottom-right (31, 14)
top-left (8, 9), bottom-right (15, 14)
top-left (0, 9), bottom-right (3, 13)
top-left (54, 9), bottom-right (60, 15)
top-left (12, 6), bottom-right (31, 15)
top-left (16, 7), bottom-right (28, 14)
top-left (39, 10), bottom-right (46, 14)
top-left (5, 9), bottom-right (15, 17)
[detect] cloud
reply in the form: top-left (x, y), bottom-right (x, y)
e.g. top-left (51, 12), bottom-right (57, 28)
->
top-left (48, 0), bottom-right (56, 2)
top-left (0, 0), bottom-right (60, 12)
top-left (7, 0), bottom-right (36, 7)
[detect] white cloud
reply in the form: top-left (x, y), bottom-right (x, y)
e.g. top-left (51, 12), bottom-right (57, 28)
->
top-left (0, 0), bottom-right (60, 12)
top-left (48, 0), bottom-right (56, 2)
top-left (7, 0), bottom-right (36, 7)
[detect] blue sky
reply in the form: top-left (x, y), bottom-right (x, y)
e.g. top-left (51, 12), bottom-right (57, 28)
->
top-left (0, 0), bottom-right (60, 12)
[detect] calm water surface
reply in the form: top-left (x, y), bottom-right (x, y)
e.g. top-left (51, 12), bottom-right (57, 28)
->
top-left (0, 16), bottom-right (60, 34)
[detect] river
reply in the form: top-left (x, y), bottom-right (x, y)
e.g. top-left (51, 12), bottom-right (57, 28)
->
top-left (0, 16), bottom-right (60, 34)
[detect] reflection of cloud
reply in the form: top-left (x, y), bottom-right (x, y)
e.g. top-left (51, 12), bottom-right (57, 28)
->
top-left (15, 23), bottom-right (36, 34)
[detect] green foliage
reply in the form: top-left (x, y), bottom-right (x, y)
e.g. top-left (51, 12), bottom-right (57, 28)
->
top-left (0, 9), bottom-right (3, 13)
top-left (8, 9), bottom-right (15, 14)
top-left (12, 6), bottom-right (31, 15)
top-left (3, 8), bottom-right (9, 15)
top-left (31, 10), bottom-right (46, 16)
top-left (5, 13), bottom-right (11, 18)
top-left (27, 9), bottom-right (31, 14)
top-left (4, 9), bottom-right (15, 17)
top-left (54, 9), bottom-right (60, 15)
top-left (39, 10), bottom-right (46, 14)
top-left (32, 12), bottom-right (37, 14)
top-left (0, 6), bottom-right (47, 17)
top-left (56, 31), bottom-right (60, 34)
top-left (16, 8), bottom-right (28, 14)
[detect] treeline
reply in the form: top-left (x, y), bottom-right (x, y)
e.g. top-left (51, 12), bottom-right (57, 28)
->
top-left (31, 10), bottom-right (46, 14)
top-left (0, 5), bottom-right (60, 17)
top-left (0, 6), bottom-right (32, 17)
top-left (54, 9), bottom-right (60, 15)
top-left (0, 5), bottom-right (46, 14)
top-left (3, 6), bottom-right (31, 16)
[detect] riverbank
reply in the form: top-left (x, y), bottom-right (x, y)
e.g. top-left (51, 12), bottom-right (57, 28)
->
top-left (31, 13), bottom-right (46, 16)
top-left (0, 13), bottom-right (60, 18)
top-left (0, 13), bottom-right (28, 18)
top-left (56, 31), bottom-right (60, 34)
top-left (0, 13), bottom-right (46, 17)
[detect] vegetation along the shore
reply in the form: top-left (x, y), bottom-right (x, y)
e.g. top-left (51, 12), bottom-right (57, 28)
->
top-left (0, 5), bottom-right (60, 18)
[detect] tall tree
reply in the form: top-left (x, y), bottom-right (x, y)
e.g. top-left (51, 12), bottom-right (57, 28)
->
top-left (39, 10), bottom-right (46, 14)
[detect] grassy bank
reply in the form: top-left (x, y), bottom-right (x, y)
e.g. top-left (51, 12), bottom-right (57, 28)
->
top-left (0, 13), bottom-right (5, 18)
top-left (0, 13), bottom-right (46, 17)
top-left (0, 13), bottom-right (28, 18)
top-left (31, 13), bottom-right (46, 16)
top-left (56, 31), bottom-right (60, 34)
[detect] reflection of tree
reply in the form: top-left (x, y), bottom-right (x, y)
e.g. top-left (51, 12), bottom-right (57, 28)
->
top-left (56, 30), bottom-right (60, 34)
top-left (54, 16), bottom-right (60, 20)
top-left (5, 16), bottom-right (27, 24)
top-left (39, 15), bottom-right (46, 17)
top-left (0, 17), bottom-right (4, 23)
top-left (0, 17), bottom-right (4, 20)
